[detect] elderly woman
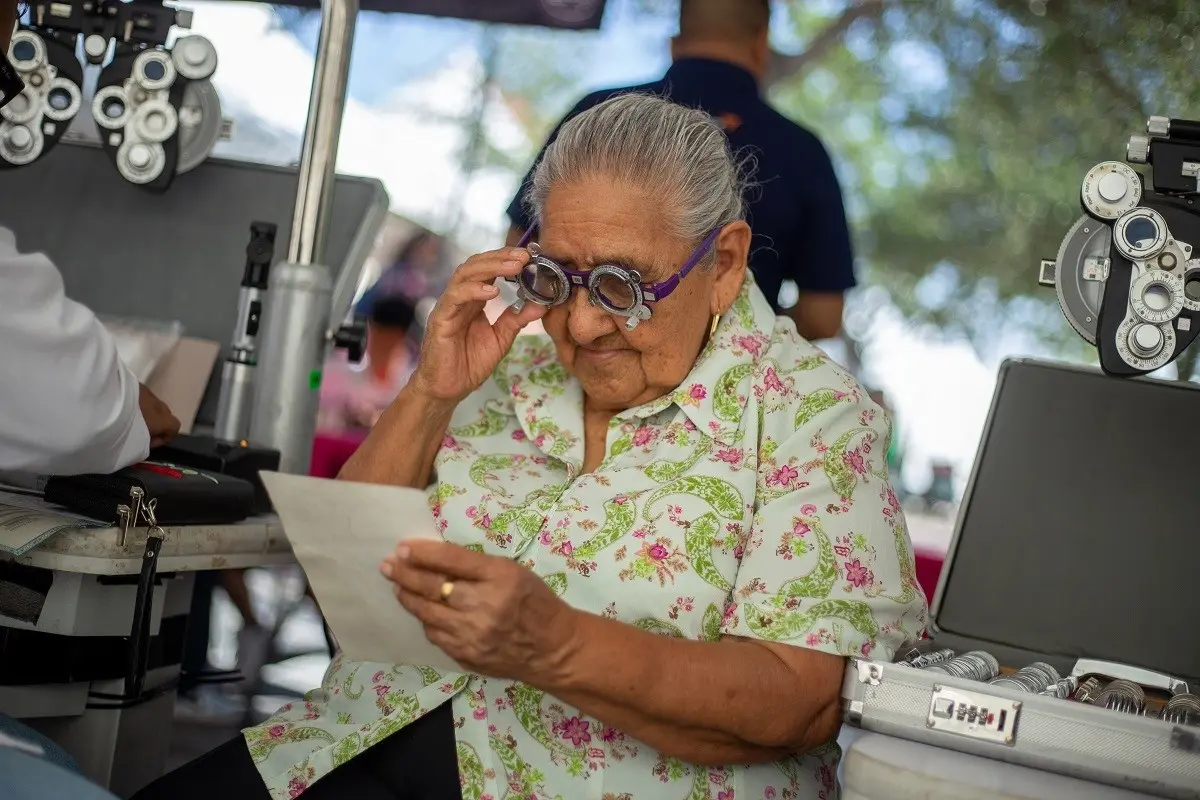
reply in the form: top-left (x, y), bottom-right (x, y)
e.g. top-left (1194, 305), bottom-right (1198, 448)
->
top-left (135, 94), bottom-right (927, 800)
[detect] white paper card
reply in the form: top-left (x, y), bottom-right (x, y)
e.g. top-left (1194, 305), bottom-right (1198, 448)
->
top-left (260, 471), bottom-right (461, 672)
top-left (0, 498), bottom-right (103, 556)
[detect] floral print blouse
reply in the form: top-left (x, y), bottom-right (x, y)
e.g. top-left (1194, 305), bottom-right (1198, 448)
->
top-left (243, 277), bottom-right (929, 800)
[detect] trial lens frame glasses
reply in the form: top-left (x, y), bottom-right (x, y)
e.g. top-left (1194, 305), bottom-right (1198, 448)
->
top-left (509, 227), bottom-right (721, 331)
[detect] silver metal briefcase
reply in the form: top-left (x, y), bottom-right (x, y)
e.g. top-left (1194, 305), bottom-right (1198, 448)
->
top-left (840, 359), bottom-right (1200, 798)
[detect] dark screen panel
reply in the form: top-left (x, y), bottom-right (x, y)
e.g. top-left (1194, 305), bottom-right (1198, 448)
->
top-left (259, 0), bottom-right (607, 28)
top-left (0, 141), bottom-right (387, 426)
top-left (937, 360), bottom-right (1200, 681)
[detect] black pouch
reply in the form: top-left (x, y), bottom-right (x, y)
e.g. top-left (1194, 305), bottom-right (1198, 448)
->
top-left (149, 434), bottom-right (280, 515)
top-left (43, 460), bottom-right (254, 525)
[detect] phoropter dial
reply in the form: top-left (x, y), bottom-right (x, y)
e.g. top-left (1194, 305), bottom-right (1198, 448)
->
top-left (1182, 259), bottom-right (1200, 313)
top-left (92, 35), bottom-right (220, 191)
top-left (1116, 316), bottom-right (1176, 371)
top-left (1113, 207), bottom-right (1169, 262)
top-left (133, 49), bottom-right (178, 92)
top-left (1130, 324), bottom-right (1165, 359)
top-left (1040, 116), bottom-right (1200, 376)
top-left (172, 35), bottom-right (219, 81)
top-left (0, 28), bottom-right (84, 168)
top-left (0, 123), bottom-right (44, 166)
top-left (1128, 269), bottom-right (1185, 325)
top-left (1081, 161), bottom-right (1142, 222)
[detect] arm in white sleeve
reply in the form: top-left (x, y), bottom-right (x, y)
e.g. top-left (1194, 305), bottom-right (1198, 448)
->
top-left (0, 229), bottom-right (150, 475)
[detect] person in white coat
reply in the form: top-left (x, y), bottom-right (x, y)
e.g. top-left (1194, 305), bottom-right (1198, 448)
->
top-left (0, 229), bottom-right (180, 474)
top-left (1, 5), bottom-right (178, 797)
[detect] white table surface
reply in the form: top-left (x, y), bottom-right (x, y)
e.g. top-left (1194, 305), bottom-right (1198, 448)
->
top-left (7, 516), bottom-right (293, 575)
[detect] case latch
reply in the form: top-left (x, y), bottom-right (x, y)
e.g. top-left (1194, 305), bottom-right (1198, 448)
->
top-left (926, 684), bottom-right (1021, 746)
top-left (856, 660), bottom-right (884, 686)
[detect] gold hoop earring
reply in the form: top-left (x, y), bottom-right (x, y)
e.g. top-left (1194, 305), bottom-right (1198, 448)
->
top-left (709, 312), bottom-right (721, 338)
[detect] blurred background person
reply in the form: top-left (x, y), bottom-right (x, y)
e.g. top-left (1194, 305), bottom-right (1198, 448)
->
top-left (505, 0), bottom-right (855, 341)
top-left (355, 231), bottom-right (447, 315)
top-left (318, 295), bottom-right (419, 434)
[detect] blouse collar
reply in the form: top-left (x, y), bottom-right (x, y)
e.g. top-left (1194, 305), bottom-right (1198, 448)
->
top-left (500, 276), bottom-right (777, 470)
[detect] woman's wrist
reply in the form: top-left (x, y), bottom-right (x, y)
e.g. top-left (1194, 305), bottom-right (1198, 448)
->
top-left (531, 607), bottom-right (636, 695)
top-left (523, 604), bottom-right (590, 689)
top-left (400, 377), bottom-right (461, 421)
top-left (338, 380), bottom-right (458, 485)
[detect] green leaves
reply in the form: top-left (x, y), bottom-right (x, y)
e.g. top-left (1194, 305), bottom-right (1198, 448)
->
top-left (484, 0), bottom-right (1200, 364)
top-left (644, 476), bottom-right (746, 521)
top-left (573, 497), bottom-right (638, 559)
top-left (794, 387), bottom-right (850, 430)
top-left (767, 0), bottom-right (1200, 360)
top-left (450, 400), bottom-right (510, 438)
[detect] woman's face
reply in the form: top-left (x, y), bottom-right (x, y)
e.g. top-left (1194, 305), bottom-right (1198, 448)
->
top-left (538, 175), bottom-right (750, 413)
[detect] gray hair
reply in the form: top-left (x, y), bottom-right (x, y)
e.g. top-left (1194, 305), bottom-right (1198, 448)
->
top-left (525, 93), bottom-right (748, 245)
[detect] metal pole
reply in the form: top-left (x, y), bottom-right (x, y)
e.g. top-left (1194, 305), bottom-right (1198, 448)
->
top-left (288, 0), bottom-right (358, 267)
top-left (250, 0), bottom-right (358, 475)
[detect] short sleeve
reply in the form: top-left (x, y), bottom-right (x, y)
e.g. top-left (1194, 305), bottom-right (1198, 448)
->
top-left (720, 378), bottom-right (928, 661)
top-left (787, 137), bottom-right (856, 293)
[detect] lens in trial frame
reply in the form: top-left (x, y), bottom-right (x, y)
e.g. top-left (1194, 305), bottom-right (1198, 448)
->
top-left (593, 270), bottom-right (636, 311)
top-left (519, 259), bottom-right (567, 305)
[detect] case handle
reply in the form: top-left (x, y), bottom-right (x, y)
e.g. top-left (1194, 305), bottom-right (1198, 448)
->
top-left (1070, 658), bottom-right (1190, 696)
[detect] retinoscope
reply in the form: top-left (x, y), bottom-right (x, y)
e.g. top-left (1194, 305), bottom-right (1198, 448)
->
top-left (1, 0), bottom-right (221, 190)
top-left (1040, 115), bottom-right (1200, 376)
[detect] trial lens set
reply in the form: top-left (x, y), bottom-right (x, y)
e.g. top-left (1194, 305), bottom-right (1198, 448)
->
top-left (900, 648), bottom-right (1200, 727)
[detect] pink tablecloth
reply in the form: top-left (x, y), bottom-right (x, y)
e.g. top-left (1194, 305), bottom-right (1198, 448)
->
top-left (310, 432), bottom-right (367, 479)
top-left (914, 549), bottom-right (946, 604)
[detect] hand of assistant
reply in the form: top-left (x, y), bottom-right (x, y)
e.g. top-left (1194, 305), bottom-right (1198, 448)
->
top-left (380, 540), bottom-right (577, 683)
top-left (138, 384), bottom-right (181, 447)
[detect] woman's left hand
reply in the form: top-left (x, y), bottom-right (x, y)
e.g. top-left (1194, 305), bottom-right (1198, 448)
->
top-left (380, 540), bottom-right (578, 684)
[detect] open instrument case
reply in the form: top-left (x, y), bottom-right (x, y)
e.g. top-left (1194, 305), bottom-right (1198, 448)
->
top-left (840, 358), bottom-right (1200, 798)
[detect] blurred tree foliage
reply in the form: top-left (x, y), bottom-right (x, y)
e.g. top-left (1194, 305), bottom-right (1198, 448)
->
top-left (491, 29), bottom-right (592, 166)
top-left (499, 0), bottom-right (1200, 375)
top-left (762, 0), bottom-right (1200, 374)
top-left (270, 0), bottom-right (1200, 375)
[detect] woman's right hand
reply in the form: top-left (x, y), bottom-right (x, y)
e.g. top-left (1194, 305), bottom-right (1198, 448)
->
top-left (410, 248), bottom-right (547, 403)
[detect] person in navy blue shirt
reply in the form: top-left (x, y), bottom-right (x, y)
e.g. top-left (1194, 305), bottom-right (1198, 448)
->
top-left (505, 0), bottom-right (855, 341)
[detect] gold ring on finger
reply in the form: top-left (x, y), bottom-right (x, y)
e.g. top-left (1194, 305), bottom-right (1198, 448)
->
top-left (439, 580), bottom-right (455, 603)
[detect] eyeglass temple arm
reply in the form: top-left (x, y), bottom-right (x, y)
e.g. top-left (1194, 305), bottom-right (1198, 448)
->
top-left (647, 228), bottom-right (723, 300)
